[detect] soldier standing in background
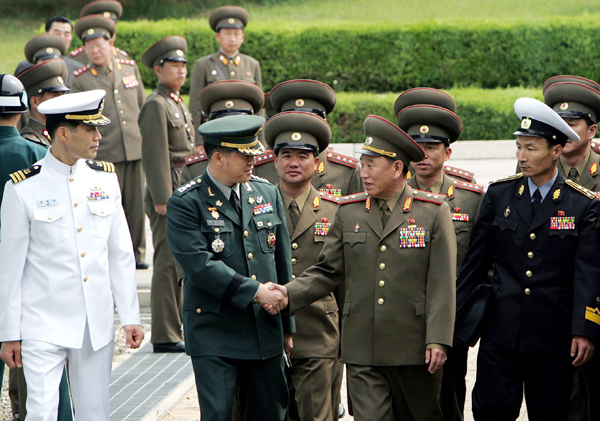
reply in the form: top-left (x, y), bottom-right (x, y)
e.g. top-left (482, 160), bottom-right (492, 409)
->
top-left (139, 36), bottom-right (195, 353)
top-left (70, 15), bottom-right (148, 269)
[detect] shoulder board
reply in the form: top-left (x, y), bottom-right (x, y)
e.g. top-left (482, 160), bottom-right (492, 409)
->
top-left (86, 160), bottom-right (115, 173)
top-left (73, 64), bottom-right (91, 77)
top-left (326, 151), bottom-right (358, 169)
top-left (339, 192), bottom-right (369, 205)
top-left (69, 46), bottom-right (85, 57)
top-left (453, 180), bottom-right (484, 194)
top-left (411, 189), bottom-right (446, 205)
top-left (185, 153), bottom-right (207, 165)
top-left (490, 173), bottom-right (523, 184)
top-left (318, 192), bottom-right (341, 204)
top-left (176, 177), bottom-right (202, 195)
top-left (565, 179), bottom-right (596, 200)
top-left (250, 174), bottom-right (272, 184)
top-left (444, 165), bottom-right (474, 181)
top-left (116, 59), bottom-right (136, 66)
top-left (255, 150), bottom-right (275, 166)
top-left (115, 47), bottom-right (129, 57)
top-left (9, 165), bottom-right (41, 184)
top-left (592, 140), bottom-right (600, 155)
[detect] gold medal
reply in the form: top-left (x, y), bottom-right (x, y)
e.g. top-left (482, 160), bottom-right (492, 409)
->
top-left (267, 232), bottom-right (276, 247)
top-left (208, 207), bottom-right (219, 219)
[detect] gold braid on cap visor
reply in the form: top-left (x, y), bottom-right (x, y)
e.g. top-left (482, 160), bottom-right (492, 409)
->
top-left (220, 139), bottom-right (265, 155)
top-left (361, 145), bottom-right (397, 158)
top-left (65, 112), bottom-right (110, 125)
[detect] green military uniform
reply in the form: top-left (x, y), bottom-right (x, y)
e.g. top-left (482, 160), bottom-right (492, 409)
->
top-left (70, 15), bottom-right (146, 264)
top-left (285, 115), bottom-right (457, 421)
top-left (139, 36), bottom-right (195, 347)
top-left (188, 6), bottom-right (262, 131)
top-left (265, 110), bottom-right (341, 421)
top-left (166, 115), bottom-right (293, 421)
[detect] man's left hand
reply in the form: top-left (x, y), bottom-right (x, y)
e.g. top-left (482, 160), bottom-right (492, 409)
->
top-left (123, 325), bottom-right (145, 349)
top-left (425, 348), bottom-right (447, 374)
top-left (571, 335), bottom-right (594, 366)
top-left (284, 334), bottom-right (293, 355)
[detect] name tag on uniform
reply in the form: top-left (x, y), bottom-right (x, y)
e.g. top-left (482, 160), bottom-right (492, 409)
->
top-left (253, 203), bottom-right (273, 215)
top-left (399, 227), bottom-right (426, 248)
top-left (37, 199), bottom-right (57, 207)
top-left (207, 220), bottom-right (225, 226)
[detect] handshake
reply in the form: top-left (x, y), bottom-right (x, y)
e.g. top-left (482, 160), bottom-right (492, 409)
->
top-left (256, 282), bottom-right (289, 315)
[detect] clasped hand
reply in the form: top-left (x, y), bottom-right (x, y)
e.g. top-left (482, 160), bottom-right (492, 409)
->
top-left (256, 282), bottom-right (289, 315)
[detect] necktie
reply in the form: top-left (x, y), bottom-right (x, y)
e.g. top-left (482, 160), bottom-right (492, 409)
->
top-left (289, 200), bottom-right (300, 230)
top-left (229, 190), bottom-right (242, 218)
top-left (531, 189), bottom-right (542, 215)
top-left (380, 202), bottom-right (391, 227)
top-left (567, 167), bottom-right (578, 181)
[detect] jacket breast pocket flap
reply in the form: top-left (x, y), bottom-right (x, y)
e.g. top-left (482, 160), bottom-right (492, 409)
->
top-left (88, 201), bottom-right (116, 238)
top-left (342, 232), bottom-right (366, 246)
top-left (323, 300), bottom-right (339, 314)
top-left (32, 207), bottom-right (67, 244)
top-left (254, 214), bottom-right (282, 253)
top-left (492, 217), bottom-right (518, 231)
top-left (549, 229), bottom-right (578, 239)
top-left (201, 222), bottom-right (234, 257)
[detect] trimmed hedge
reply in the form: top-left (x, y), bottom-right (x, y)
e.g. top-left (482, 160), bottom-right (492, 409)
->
top-left (154, 88), bottom-right (542, 143)
top-left (114, 16), bottom-right (600, 94)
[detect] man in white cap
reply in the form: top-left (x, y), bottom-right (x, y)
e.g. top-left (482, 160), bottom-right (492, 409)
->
top-left (456, 98), bottom-right (600, 421)
top-left (0, 89), bottom-right (144, 421)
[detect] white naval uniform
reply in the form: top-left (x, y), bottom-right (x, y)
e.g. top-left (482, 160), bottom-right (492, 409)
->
top-left (0, 149), bottom-right (141, 421)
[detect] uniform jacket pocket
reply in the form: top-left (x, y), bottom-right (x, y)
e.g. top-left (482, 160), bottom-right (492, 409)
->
top-left (88, 201), bottom-right (116, 238)
top-left (492, 216), bottom-right (518, 231)
top-left (32, 207), bottom-right (67, 244)
top-left (342, 232), bottom-right (366, 246)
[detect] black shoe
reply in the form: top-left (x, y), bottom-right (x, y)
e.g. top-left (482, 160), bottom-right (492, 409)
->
top-left (338, 403), bottom-right (345, 419)
top-left (153, 342), bottom-right (185, 353)
top-left (136, 261), bottom-right (149, 270)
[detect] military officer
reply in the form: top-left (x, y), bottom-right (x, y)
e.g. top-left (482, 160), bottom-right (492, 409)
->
top-left (456, 98), bottom-right (600, 421)
top-left (261, 79), bottom-right (364, 196)
top-left (188, 6), bottom-right (262, 131)
top-left (166, 114), bottom-right (293, 421)
top-left (139, 36), bottom-right (195, 353)
top-left (17, 58), bottom-right (70, 147)
top-left (70, 15), bottom-right (148, 269)
top-left (264, 111), bottom-right (341, 421)
top-left (268, 115), bottom-right (457, 421)
top-left (180, 79), bottom-right (264, 184)
top-left (69, 0), bottom-right (131, 65)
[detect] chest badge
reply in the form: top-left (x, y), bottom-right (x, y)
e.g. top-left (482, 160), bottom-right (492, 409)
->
top-left (504, 206), bottom-right (511, 217)
top-left (550, 211), bottom-right (575, 230)
top-left (208, 207), bottom-right (219, 219)
top-left (211, 236), bottom-right (225, 253)
top-left (399, 226), bottom-right (426, 248)
top-left (122, 74), bottom-right (139, 89)
top-left (216, 200), bottom-right (223, 206)
top-left (315, 217), bottom-right (331, 236)
top-left (267, 232), bottom-right (276, 247)
top-left (452, 207), bottom-right (469, 222)
top-left (248, 197), bottom-right (255, 204)
top-left (354, 223), bottom-right (360, 233)
top-left (88, 187), bottom-right (109, 201)
top-left (253, 203), bottom-right (274, 215)
top-left (257, 195), bottom-right (264, 204)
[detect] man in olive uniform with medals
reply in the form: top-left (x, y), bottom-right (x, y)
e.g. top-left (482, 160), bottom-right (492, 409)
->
top-left (264, 111), bottom-right (341, 421)
top-left (188, 6), bottom-right (262, 131)
top-left (166, 114), bottom-right (294, 421)
top-left (70, 14), bottom-right (148, 269)
top-left (269, 115), bottom-right (457, 421)
top-left (395, 87), bottom-right (483, 421)
top-left (180, 79), bottom-right (264, 184)
top-left (18, 58), bottom-right (70, 147)
top-left (456, 98), bottom-right (600, 421)
top-left (139, 36), bottom-right (195, 353)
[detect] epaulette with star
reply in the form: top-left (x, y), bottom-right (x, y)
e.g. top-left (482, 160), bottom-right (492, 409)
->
top-left (9, 165), bottom-right (41, 183)
top-left (69, 46), bottom-right (85, 58)
top-left (114, 47), bottom-right (129, 57)
top-left (444, 165), bottom-right (475, 182)
top-left (185, 153), bottom-right (207, 165)
top-left (176, 177), bottom-right (202, 195)
top-left (116, 58), bottom-right (136, 66)
top-left (489, 173), bottom-right (523, 184)
top-left (86, 160), bottom-right (115, 173)
top-left (592, 140), bottom-right (600, 155)
top-left (73, 64), bottom-right (91, 77)
top-left (338, 192), bottom-right (369, 205)
top-left (326, 151), bottom-right (358, 169)
top-left (565, 179), bottom-right (597, 200)
top-left (250, 174), bottom-right (272, 184)
top-left (411, 189), bottom-right (447, 205)
top-left (452, 180), bottom-right (485, 195)
top-left (255, 150), bottom-right (275, 166)
top-left (318, 192), bottom-right (342, 204)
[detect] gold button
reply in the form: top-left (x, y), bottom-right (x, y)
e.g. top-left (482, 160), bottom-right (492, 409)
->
top-left (292, 243), bottom-right (299, 249)
top-left (527, 252), bottom-right (534, 258)
top-left (119, 110), bottom-right (124, 114)
top-left (379, 280), bottom-right (385, 287)
top-left (530, 233), bottom-right (536, 240)
top-left (123, 121), bottom-right (127, 125)
top-left (185, 124), bottom-right (189, 128)
top-left (380, 245), bottom-right (387, 252)
top-left (379, 263), bottom-right (386, 270)
top-left (244, 230), bottom-right (249, 237)
top-left (378, 298), bottom-right (384, 305)
top-left (526, 270), bottom-right (532, 277)
top-left (267, 222), bottom-right (273, 227)
top-left (292, 275), bottom-right (296, 280)
top-left (230, 71), bottom-right (235, 76)
top-left (114, 89), bottom-right (119, 94)
top-left (48, 216), bottom-right (53, 220)
top-left (83, 276), bottom-right (88, 282)
top-left (248, 253), bottom-right (253, 260)
top-left (251, 275), bottom-right (257, 280)
top-left (77, 226), bottom-right (83, 232)
top-left (69, 176), bottom-right (74, 182)
top-left (117, 99), bottom-right (121, 104)
top-left (74, 201), bottom-right (79, 207)
top-left (101, 210), bottom-right (105, 214)
top-left (81, 252), bottom-right (86, 257)
top-left (291, 258), bottom-right (297, 265)
top-left (524, 288), bottom-right (531, 295)
top-left (597, 297), bottom-right (600, 304)
top-left (215, 228), bottom-right (220, 233)
top-left (196, 308), bottom-right (202, 313)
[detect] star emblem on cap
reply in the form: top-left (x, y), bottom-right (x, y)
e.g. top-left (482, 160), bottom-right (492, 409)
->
top-left (57, 76), bottom-right (64, 84)
top-left (521, 116), bottom-right (532, 129)
top-left (365, 136), bottom-right (373, 145)
top-left (176, 50), bottom-right (184, 56)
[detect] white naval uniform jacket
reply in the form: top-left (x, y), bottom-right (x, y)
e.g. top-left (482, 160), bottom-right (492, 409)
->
top-left (0, 150), bottom-right (141, 351)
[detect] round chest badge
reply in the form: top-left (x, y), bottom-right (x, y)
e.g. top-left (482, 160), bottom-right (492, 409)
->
top-left (292, 132), bottom-right (302, 141)
top-left (295, 99), bottom-right (305, 107)
top-left (225, 100), bottom-right (234, 109)
top-left (420, 125), bottom-right (430, 134)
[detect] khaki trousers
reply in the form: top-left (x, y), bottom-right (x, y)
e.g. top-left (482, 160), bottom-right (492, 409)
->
top-left (115, 160), bottom-right (146, 262)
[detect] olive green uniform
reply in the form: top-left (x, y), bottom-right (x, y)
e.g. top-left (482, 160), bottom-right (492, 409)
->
top-left (68, 46), bottom-right (131, 66)
top-left (286, 186), bottom-right (457, 421)
top-left (20, 117), bottom-right (51, 147)
top-left (188, 51), bottom-right (262, 131)
top-left (139, 83), bottom-right (195, 344)
top-left (70, 58), bottom-right (146, 262)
